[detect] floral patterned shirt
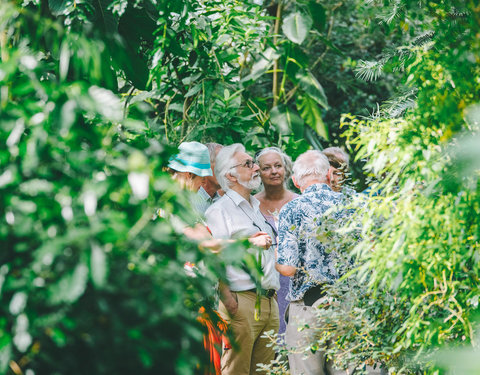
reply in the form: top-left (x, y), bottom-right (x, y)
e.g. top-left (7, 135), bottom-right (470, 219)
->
top-left (277, 183), bottom-right (345, 301)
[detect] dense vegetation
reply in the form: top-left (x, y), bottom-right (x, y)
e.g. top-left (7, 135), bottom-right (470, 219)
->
top-left (1, 0), bottom-right (479, 374)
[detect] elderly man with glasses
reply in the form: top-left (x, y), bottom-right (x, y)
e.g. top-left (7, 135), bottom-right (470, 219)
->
top-left (205, 143), bottom-right (280, 375)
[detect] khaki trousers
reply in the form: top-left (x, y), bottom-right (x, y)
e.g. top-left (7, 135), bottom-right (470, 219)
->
top-left (218, 291), bottom-right (279, 375)
top-left (286, 299), bottom-right (385, 375)
top-left (286, 299), bottom-right (328, 375)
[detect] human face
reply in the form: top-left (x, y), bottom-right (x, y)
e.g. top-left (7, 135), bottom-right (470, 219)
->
top-left (230, 151), bottom-right (260, 190)
top-left (172, 171), bottom-right (202, 191)
top-left (258, 152), bottom-right (285, 187)
top-left (328, 167), bottom-right (345, 192)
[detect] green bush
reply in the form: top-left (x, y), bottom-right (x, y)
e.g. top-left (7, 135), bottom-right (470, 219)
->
top-left (0, 3), bottom-right (233, 374)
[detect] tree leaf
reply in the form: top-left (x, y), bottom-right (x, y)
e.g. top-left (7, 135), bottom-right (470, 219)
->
top-left (49, 263), bottom-right (89, 304)
top-left (308, 2), bottom-right (326, 32)
top-left (297, 95), bottom-right (329, 140)
top-left (48, 0), bottom-right (69, 15)
top-left (282, 12), bottom-right (313, 45)
top-left (296, 71), bottom-right (329, 110)
top-left (241, 47), bottom-right (279, 83)
top-left (90, 242), bottom-right (107, 288)
top-left (270, 105), bottom-right (304, 139)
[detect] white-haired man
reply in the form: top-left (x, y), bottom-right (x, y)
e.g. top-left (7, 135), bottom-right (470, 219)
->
top-left (205, 143), bottom-right (280, 375)
top-left (276, 150), bottom-right (345, 375)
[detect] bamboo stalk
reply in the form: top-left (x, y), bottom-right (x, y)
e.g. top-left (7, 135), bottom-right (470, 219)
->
top-left (272, 1), bottom-right (283, 107)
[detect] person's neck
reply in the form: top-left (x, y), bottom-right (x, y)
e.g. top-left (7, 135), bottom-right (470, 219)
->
top-left (300, 179), bottom-right (325, 193)
top-left (202, 183), bottom-right (218, 198)
top-left (264, 184), bottom-right (287, 200)
top-left (231, 185), bottom-right (252, 204)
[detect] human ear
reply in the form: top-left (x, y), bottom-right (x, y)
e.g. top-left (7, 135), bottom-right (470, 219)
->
top-left (292, 176), bottom-right (300, 189)
top-left (326, 167), bottom-right (333, 185)
top-left (226, 172), bottom-right (237, 183)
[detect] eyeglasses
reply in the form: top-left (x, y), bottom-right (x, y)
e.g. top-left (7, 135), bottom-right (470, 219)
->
top-left (230, 159), bottom-right (256, 169)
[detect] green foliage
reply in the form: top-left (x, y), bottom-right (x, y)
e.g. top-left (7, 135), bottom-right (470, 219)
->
top-left (0, 2), bottom-right (237, 374)
top-left (308, 0), bottom-right (480, 373)
top-left (262, 1), bottom-right (480, 374)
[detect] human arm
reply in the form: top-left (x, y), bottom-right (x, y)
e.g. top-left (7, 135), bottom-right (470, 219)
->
top-left (275, 263), bottom-right (296, 277)
top-left (218, 281), bottom-right (238, 316)
top-left (276, 204), bottom-right (300, 276)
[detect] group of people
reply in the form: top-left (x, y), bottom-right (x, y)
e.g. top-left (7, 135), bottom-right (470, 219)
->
top-left (167, 141), bottom-right (353, 375)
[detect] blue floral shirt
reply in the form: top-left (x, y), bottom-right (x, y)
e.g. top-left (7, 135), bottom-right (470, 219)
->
top-left (277, 183), bottom-right (345, 301)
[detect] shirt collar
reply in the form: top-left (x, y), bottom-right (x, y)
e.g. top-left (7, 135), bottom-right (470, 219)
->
top-left (197, 186), bottom-right (212, 201)
top-left (303, 183), bottom-right (332, 195)
top-left (225, 189), bottom-right (260, 211)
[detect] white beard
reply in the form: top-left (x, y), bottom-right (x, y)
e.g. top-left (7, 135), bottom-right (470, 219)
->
top-left (238, 175), bottom-right (261, 190)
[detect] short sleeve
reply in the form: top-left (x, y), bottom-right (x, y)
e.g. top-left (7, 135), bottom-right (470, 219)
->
top-left (277, 204), bottom-right (299, 267)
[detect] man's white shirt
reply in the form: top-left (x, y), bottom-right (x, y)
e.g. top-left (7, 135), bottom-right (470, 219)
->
top-left (205, 189), bottom-right (280, 292)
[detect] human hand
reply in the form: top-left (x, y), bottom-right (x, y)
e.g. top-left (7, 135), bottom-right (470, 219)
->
top-left (183, 223), bottom-right (211, 241)
top-left (223, 295), bottom-right (238, 316)
top-left (248, 231), bottom-right (272, 249)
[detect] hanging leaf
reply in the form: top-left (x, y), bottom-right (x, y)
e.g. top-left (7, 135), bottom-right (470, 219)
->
top-left (49, 263), bottom-right (89, 304)
top-left (48, 0), bottom-right (69, 15)
top-left (270, 105), bottom-right (304, 139)
top-left (282, 12), bottom-right (313, 45)
top-left (308, 2), bottom-right (326, 32)
top-left (241, 47), bottom-right (279, 83)
top-left (297, 95), bottom-right (329, 140)
top-left (296, 71), bottom-right (329, 110)
top-left (90, 242), bottom-right (108, 288)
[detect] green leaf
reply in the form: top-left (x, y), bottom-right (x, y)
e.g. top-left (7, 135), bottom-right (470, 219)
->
top-left (297, 95), bottom-right (329, 140)
top-left (282, 12), bottom-right (313, 45)
top-left (270, 105), bottom-right (304, 139)
top-left (308, 2), bottom-right (326, 32)
top-left (90, 242), bottom-right (107, 288)
top-left (49, 263), bottom-right (89, 304)
top-left (296, 71), bottom-right (329, 110)
top-left (48, 0), bottom-right (69, 15)
top-left (241, 47), bottom-right (279, 83)
top-left (185, 84), bottom-right (202, 98)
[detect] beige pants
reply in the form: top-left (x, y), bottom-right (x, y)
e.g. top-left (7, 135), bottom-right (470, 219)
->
top-left (286, 299), bottom-right (328, 375)
top-left (286, 299), bottom-right (384, 375)
top-left (218, 291), bottom-right (279, 375)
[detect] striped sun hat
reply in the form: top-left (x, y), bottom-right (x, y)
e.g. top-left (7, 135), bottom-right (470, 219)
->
top-left (168, 141), bottom-right (213, 177)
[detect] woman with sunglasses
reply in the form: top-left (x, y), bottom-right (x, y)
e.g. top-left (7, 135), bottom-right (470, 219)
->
top-left (254, 147), bottom-right (298, 336)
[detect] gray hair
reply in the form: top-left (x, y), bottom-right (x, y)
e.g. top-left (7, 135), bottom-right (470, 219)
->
top-left (256, 147), bottom-right (293, 181)
top-left (205, 142), bottom-right (223, 165)
top-left (293, 150), bottom-right (329, 187)
top-left (214, 143), bottom-right (245, 191)
top-left (322, 147), bottom-right (349, 169)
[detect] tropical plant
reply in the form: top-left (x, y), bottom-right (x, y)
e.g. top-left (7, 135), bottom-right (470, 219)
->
top-left (0, 2), bottom-right (241, 374)
top-left (263, 0), bottom-right (480, 374)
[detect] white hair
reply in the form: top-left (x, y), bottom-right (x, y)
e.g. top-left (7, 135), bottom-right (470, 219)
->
top-left (214, 143), bottom-right (245, 191)
top-left (205, 142), bottom-right (223, 165)
top-left (256, 146), bottom-right (293, 181)
top-left (293, 150), bottom-right (330, 187)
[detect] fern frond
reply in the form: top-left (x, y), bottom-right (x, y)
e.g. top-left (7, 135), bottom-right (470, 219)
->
top-left (412, 32), bottom-right (435, 47)
top-left (355, 59), bottom-right (386, 82)
top-left (381, 88), bottom-right (418, 118)
top-left (376, 0), bottom-right (404, 25)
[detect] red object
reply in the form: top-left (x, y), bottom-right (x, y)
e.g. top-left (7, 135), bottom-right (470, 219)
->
top-left (198, 307), bottom-right (227, 375)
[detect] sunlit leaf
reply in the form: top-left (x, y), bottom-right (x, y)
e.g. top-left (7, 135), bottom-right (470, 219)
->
top-left (297, 95), bottom-right (329, 140)
top-left (282, 12), bottom-right (313, 45)
top-left (296, 71), bottom-right (329, 110)
top-left (270, 105), bottom-right (304, 139)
